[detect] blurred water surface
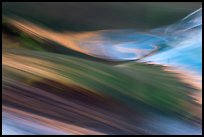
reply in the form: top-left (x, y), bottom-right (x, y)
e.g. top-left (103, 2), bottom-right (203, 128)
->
top-left (2, 2), bottom-right (202, 135)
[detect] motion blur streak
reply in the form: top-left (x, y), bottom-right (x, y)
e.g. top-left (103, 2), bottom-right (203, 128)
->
top-left (3, 106), bottom-right (104, 135)
top-left (2, 4), bottom-right (202, 135)
top-left (4, 17), bottom-right (164, 61)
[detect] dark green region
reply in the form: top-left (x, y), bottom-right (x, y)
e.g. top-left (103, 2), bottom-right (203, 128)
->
top-left (2, 2), bottom-right (201, 32)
